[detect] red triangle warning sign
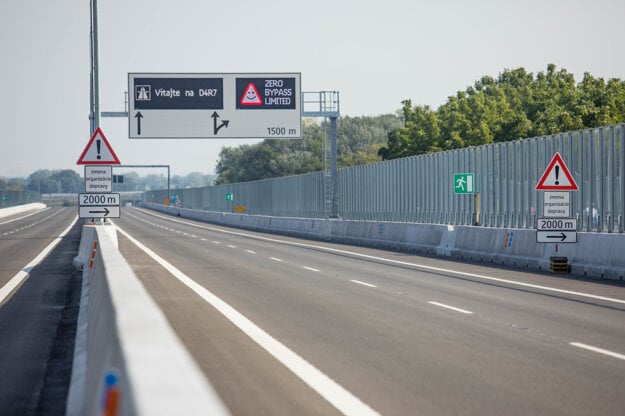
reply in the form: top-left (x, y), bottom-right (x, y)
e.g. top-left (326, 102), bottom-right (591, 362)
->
top-left (239, 82), bottom-right (262, 106)
top-left (77, 127), bottom-right (121, 165)
top-left (535, 152), bottom-right (578, 190)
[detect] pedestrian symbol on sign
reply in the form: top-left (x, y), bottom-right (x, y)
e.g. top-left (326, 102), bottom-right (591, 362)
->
top-left (454, 173), bottom-right (474, 194)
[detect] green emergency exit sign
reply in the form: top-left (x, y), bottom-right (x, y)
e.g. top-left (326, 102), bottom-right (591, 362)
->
top-left (454, 173), bottom-right (474, 194)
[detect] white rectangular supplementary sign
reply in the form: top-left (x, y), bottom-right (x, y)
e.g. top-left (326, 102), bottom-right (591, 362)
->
top-left (537, 217), bottom-right (577, 231)
top-left (79, 193), bottom-right (120, 207)
top-left (128, 72), bottom-right (302, 139)
top-left (79, 206), bottom-right (120, 218)
top-left (85, 165), bottom-right (113, 193)
top-left (543, 191), bottom-right (570, 217)
top-left (536, 230), bottom-right (577, 243)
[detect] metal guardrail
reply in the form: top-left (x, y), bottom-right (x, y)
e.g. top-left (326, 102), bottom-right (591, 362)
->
top-left (145, 123), bottom-right (625, 233)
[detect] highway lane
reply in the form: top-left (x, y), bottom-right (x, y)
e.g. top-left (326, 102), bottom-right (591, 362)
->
top-left (0, 207), bottom-right (81, 414)
top-left (115, 207), bottom-right (625, 416)
top-left (0, 207), bottom-right (77, 298)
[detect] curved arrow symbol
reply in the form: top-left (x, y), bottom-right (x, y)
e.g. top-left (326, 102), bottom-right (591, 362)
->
top-left (211, 111), bottom-right (230, 135)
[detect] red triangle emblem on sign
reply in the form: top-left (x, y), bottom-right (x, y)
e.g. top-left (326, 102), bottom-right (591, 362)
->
top-left (535, 152), bottom-right (578, 190)
top-left (77, 127), bottom-right (121, 165)
top-left (240, 82), bottom-right (262, 106)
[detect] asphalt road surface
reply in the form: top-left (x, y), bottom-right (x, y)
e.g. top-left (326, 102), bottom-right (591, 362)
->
top-left (114, 207), bottom-right (625, 416)
top-left (0, 207), bottom-right (81, 415)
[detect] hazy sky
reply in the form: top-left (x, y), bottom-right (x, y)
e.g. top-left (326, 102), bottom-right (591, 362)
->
top-left (2, 0), bottom-right (624, 178)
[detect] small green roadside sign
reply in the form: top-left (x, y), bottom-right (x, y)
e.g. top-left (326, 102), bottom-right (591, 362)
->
top-left (225, 193), bottom-right (234, 202)
top-left (454, 173), bottom-right (474, 194)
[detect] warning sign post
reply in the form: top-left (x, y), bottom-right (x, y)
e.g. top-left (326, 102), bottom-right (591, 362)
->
top-left (128, 73), bottom-right (301, 139)
top-left (535, 153), bottom-right (578, 244)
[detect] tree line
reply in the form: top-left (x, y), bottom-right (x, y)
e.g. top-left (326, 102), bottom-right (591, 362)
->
top-left (0, 170), bottom-right (216, 193)
top-left (215, 115), bottom-right (402, 184)
top-left (215, 64), bottom-right (625, 183)
top-left (379, 64), bottom-right (625, 159)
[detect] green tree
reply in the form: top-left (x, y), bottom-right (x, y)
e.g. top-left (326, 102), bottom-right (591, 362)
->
top-left (216, 115), bottom-right (399, 184)
top-left (50, 170), bottom-right (82, 193)
top-left (380, 64), bottom-right (625, 160)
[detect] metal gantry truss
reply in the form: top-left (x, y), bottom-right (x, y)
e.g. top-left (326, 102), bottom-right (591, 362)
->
top-left (302, 91), bottom-right (340, 217)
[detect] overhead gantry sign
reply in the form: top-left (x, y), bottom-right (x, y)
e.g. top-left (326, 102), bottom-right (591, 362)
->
top-left (128, 73), bottom-right (301, 139)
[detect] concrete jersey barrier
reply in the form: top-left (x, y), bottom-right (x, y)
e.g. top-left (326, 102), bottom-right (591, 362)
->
top-left (141, 202), bottom-right (625, 281)
top-left (0, 202), bottom-right (46, 219)
top-left (67, 224), bottom-right (229, 416)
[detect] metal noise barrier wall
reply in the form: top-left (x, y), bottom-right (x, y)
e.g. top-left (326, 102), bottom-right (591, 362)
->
top-left (145, 123), bottom-right (625, 234)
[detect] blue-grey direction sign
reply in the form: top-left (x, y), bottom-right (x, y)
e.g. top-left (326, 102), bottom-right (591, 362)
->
top-left (128, 73), bottom-right (301, 139)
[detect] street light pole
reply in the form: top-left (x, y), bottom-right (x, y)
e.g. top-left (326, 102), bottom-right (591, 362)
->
top-left (89, 0), bottom-right (100, 135)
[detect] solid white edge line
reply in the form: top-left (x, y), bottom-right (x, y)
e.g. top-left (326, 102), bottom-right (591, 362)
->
top-left (115, 224), bottom-right (380, 416)
top-left (131, 208), bottom-right (625, 306)
top-left (350, 280), bottom-right (378, 288)
top-left (0, 215), bottom-right (78, 304)
top-left (570, 342), bottom-right (625, 361)
top-left (428, 301), bottom-right (474, 315)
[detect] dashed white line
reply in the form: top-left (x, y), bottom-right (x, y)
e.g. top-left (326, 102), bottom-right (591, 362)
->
top-left (227, 244), bottom-right (236, 248)
top-left (570, 342), bottom-right (625, 361)
top-left (270, 257), bottom-right (283, 262)
top-left (128, 209), bottom-right (625, 306)
top-left (428, 301), bottom-right (473, 315)
top-left (350, 280), bottom-right (378, 288)
top-left (213, 241), bottom-right (221, 244)
top-left (246, 250), bottom-right (256, 254)
top-left (303, 266), bottom-right (320, 272)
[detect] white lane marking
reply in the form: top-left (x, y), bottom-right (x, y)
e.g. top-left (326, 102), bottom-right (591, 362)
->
top-left (303, 266), bottom-right (320, 272)
top-left (200, 238), bottom-right (207, 241)
top-left (570, 342), bottom-right (625, 361)
top-left (0, 207), bottom-right (50, 225)
top-left (246, 250), bottom-right (256, 254)
top-left (116, 225), bottom-right (380, 416)
top-left (213, 241), bottom-right (221, 244)
top-left (0, 216), bottom-right (78, 304)
top-left (428, 301), bottom-right (473, 315)
top-left (227, 244), bottom-right (236, 249)
top-left (270, 257), bottom-right (283, 262)
top-left (350, 280), bottom-right (378, 288)
top-left (132, 209), bottom-right (625, 306)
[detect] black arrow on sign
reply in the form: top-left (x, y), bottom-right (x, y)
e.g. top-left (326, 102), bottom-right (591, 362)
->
top-left (89, 207), bottom-right (110, 216)
top-left (135, 111), bottom-right (143, 135)
top-left (546, 232), bottom-right (567, 242)
top-left (211, 111), bottom-right (230, 135)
